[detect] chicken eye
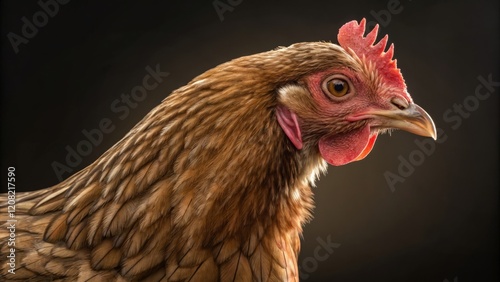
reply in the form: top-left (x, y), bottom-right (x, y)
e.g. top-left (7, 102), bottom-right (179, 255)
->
top-left (326, 78), bottom-right (349, 97)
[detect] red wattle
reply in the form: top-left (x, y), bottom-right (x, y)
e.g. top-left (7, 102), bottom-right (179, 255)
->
top-left (318, 126), bottom-right (377, 166)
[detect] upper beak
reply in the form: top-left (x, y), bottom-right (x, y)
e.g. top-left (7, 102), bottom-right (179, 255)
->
top-left (349, 103), bottom-right (437, 140)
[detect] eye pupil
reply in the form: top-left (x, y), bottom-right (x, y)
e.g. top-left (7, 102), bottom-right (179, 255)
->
top-left (333, 81), bottom-right (345, 92)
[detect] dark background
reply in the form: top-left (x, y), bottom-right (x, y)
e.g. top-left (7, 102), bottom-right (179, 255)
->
top-left (1, 0), bottom-right (498, 281)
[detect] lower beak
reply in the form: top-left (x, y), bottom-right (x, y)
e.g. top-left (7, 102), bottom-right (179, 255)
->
top-left (349, 103), bottom-right (437, 140)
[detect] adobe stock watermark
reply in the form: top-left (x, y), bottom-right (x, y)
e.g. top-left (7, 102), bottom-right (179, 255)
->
top-left (7, 0), bottom-right (71, 54)
top-left (213, 0), bottom-right (407, 24)
top-left (385, 74), bottom-right (499, 192)
top-left (51, 64), bottom-right (170, 181)
top-left (213, 0), bottom-right (243, 22)
top-left (366, 0), bottom-right (406, 31)
top-left (299, 235), bottom-right (341, 280)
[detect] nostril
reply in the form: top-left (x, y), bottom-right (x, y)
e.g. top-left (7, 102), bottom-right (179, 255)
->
top-left (391, 97), bottom-right (409, 110)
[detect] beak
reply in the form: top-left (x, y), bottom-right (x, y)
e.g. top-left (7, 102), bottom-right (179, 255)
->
top-left (349, 103), bottom-right (437, 140)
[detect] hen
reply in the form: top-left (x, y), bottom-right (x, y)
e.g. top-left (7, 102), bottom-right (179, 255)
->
top-left (1, 19), bottom-right (436, 281)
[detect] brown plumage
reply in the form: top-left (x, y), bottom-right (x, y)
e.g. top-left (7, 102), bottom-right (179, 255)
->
top-left (0, 19), bottom-right (436, 281)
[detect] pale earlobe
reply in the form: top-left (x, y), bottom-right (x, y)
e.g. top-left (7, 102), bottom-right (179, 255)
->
top-left (276, 105), bottom-right (303, 149)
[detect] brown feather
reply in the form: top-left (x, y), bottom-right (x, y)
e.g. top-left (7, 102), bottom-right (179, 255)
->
top-left (44, 213), bottom-right (69, 243)
top-left (91, 240), bottom-right (121, 270)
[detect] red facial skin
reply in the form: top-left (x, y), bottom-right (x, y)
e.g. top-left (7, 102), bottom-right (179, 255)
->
top-left (303, 67), bottom-right (410, 166)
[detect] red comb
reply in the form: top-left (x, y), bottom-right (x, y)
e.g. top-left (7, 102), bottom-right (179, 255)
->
top-left (338, 18), bottom-right (406, 91)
